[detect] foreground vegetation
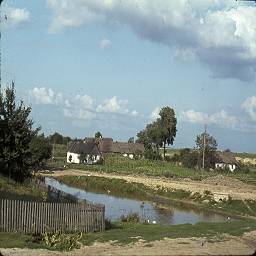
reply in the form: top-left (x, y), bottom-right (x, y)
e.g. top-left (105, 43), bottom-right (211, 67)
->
top-left (0, 174), bottom-right (47, 201)
top-left (1, 219), bottom-right (256, 250)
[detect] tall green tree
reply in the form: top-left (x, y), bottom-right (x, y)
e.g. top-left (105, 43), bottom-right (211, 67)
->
top-left (159, 106), bottom-right (177, 158)
top-left (137, 106), bottom-right (177, 159)
top-left (196, 132), bottom-right (217, 169)
top-left (0, 83), bottom-right (39, 182)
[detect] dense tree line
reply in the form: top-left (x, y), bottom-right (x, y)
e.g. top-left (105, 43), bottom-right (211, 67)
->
top-left (0, 84), bottom-right (52, 182)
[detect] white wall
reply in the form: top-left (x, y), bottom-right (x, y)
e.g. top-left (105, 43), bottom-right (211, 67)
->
top-left (215, 163), bottom-right (236, 172)
top-left (67, 152), bottom-right (80, 164)
top-left (67, 152), bottom-right (101, 164)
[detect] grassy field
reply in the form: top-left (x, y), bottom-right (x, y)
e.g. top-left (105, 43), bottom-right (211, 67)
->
top-left (0, 174), bottom-right (47, 201)
top-left (1, 219), bottom-right (256, 249)
top-left (50, 144), bottom-right (256, 179)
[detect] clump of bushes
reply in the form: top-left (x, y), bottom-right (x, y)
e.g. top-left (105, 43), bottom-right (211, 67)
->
top-left (42, 229), bottom-right (82, 251)
top-left (120, 212), bottom-right (140, 223)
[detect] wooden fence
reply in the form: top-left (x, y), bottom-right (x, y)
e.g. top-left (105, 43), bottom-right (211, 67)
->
top-left (0, 198), bottom-right (105, 234)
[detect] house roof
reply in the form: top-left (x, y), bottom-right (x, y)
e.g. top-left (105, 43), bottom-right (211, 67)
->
top-left (98, 138), bottom-right (114, 153)
top-left (110, 142), bottom-right (144, 154)
top-left (215, 151), bottom-right (237, 165)
top-left (68, 141), bottom-right (101, 155)
top-left (68, 138), bottom-right (144, 155)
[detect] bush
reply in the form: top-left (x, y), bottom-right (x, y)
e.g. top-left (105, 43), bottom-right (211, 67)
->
top-left (120, 212), bottom-right (140, 223)
top-left (144, 149), bottom-right (162, 160)
top-left (42, 230), bottom-right (82, 251)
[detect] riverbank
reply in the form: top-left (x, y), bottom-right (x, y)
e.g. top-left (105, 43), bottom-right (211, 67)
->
top-left (44, 169), bottom-right (256, 201)
top-left (42, 169), bottom-right (256, 218)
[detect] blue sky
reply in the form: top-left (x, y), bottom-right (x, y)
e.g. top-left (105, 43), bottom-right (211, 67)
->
top-left (2, 0), bottom-right (256, 152)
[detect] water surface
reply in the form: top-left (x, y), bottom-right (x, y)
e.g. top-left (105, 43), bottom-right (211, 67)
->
top-left (45, 177), bottom-right (231, 225)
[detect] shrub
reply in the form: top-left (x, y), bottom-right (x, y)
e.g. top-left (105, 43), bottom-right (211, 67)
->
top-left (120, 212), bottom-right (140, 223)
top-left (42, 230), bottom-right (82, 251)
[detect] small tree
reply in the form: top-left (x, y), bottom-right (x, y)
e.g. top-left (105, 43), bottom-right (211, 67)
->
top-left (159, 106), bottom-right (177, 158)
top-left (95, 131), bottom-right (102, 139)
top-left (68, 154), bottom-right (72, 163)
top-left (0, 83), bottom-right (39, 182)
top-left (128, 137), bottom-right (134, 143)
top-left (196, 132), bottom-right (217, 169)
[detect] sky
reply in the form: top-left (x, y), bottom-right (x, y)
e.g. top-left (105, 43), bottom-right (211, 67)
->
top-left (1, 0), bottom-right (256, 152)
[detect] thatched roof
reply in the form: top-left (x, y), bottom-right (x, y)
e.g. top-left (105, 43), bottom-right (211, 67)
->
top-left (110, 142), bottom-right (144, 154)
top-left (68, 138), bottom-right (144, 155)
top-left (215, 151), bottom-right (237, 165)
top-left (68, 141), bottom-right (101, 155)
top-left (98, 138), bottom-right (113, 153)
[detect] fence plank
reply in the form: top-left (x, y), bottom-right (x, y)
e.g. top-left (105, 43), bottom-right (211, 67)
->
top-left (0, 198), bottom-right (105, 234)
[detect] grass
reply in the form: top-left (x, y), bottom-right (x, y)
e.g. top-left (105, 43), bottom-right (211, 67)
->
top-left (49, 145), bottom-right (256, 185)
top-left (234, 152), bottom-right (256, 159)
top-left (57, 175), bottom-right (256, 218)
top-left (0, 232), bottom-right (47, 249)
top-left (1, 219), bottom-right (256, 249)
top-left (57, 175), bottom-right (151, 201)
top-left (82, 220), bottom-right (256, 245)
top-left (0, 174), bottom-right (47, 201)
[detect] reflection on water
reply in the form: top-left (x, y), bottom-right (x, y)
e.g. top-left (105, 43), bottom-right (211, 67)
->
top-left (45, 177), bottom-right (231, 225)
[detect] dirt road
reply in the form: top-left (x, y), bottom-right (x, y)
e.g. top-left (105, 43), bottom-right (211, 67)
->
top-left (44, 169), bottom-right (256, 200)
top-left (1, 231), bottom-right (256, 256)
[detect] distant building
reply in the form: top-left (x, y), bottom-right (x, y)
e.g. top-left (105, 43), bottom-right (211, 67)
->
top-left (110, 141), bottom-right (144, 159)
top-left (215, 151), bottom-right (237, 172)
top-left (67, 141), bottom-right (101, 164)
top-left (67, 137), bottom-right (145, 164)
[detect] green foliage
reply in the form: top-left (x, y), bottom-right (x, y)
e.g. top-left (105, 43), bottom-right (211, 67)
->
top-left (29, 134), bottom-right (52, 171)
top-left (144, 148), bottom-right (162, 160)
top-left (0, 83), bottom-right (39, 182)
top-left (137, 106), bottom-right (177, 158)
top-left (42, 230), bottom-right (82, 251)
top-left (121, 212), bottom-right (140, 223)
top-left (48, 132), bottom-right (71, 145)
top-left (0, 174), bottom-right (47, 201)
top-left (196, 132), bottom-right (217, 169)
top-left (95, 131), bottom-right (102, 139)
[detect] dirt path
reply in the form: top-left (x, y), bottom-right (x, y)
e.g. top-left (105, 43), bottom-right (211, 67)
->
top-left (43, 169), bottom-right (256, 200)
top-left (1, 231), bottom-right (256, 256)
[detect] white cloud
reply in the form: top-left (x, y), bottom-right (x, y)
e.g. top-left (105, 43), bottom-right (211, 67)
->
top-left (96, 96), bottom-right (129, 114)
top-left (47, 0), bottom-right (256, 81)
top-left (181, 109), bottom-right (238, 129)
top-left (150, 107), bottom-right (160, 120)
top-left (4, 6), bottom-right (30, 27)
top-left (242, 96), bottom-right (256, 121)
top-left (30, 87), bottom-right (138, 120)
top-left (99, 38), bottom-right (112, 49)
top-left (30, 87), bottom-right (62, 105)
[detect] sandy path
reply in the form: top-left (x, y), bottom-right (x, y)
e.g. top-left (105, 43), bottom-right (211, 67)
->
top-left (43, 169), bottom-right (256, 200)
top-left (1, 231), bottom-right (256, 256)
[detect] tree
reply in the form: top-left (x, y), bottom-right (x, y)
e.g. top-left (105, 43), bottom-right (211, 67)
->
top-left (159, 106), bottom-right (177, 158)
top-left (196, 132), bottom-right (217, 169)
top-left (128, 137), bottom-right (134, 143)
top-left (0, 83), bottom-right (39, 182)
top-left (29, 133), bottom-right (52, 171)
top-left (95, 131), bottom-right (102, 139)
top-left (137, 106), bottom-right (177, 159)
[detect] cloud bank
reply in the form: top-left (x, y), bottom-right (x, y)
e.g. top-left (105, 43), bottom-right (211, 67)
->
top-left (47, 0), bottom-right (256, 81)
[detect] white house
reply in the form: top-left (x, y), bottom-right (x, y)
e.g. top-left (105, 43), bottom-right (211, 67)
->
top-left (67, 141), bottom-right (101, 164)
top-left (215, 151), bottom-right (237, 172)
